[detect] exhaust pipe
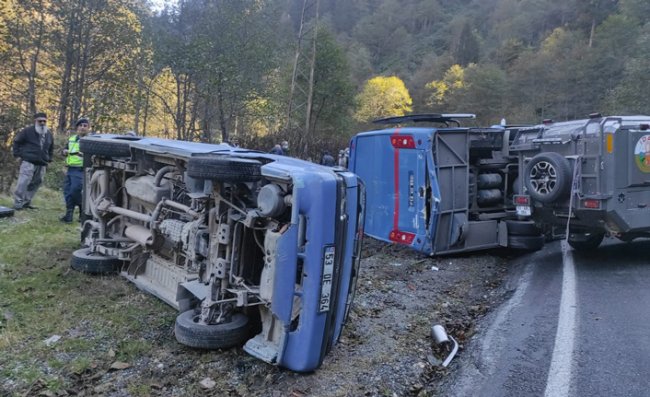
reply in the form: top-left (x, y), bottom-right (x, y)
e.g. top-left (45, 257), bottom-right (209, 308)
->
top-left (431, 324), bottom-right (459, 367)
top-left (124, 224), bottom-right (154, 246)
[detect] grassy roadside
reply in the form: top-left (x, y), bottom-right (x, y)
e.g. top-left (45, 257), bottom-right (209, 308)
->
top-left (0, 189), bottom-right (176, 396)
top-left (0, 189), bottom-right (515, 397)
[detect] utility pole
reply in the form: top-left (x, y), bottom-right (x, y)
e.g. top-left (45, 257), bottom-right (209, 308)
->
top-left (286, 0), bottom-right (319, 158)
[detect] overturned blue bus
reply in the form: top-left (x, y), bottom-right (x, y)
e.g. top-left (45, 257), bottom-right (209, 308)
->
top-left (348, 114), bottom-right (543, 255)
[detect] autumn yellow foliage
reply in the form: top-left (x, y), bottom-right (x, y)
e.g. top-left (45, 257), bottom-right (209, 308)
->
top-left (425, 64), bottom-right (466, 105)
top-left (354, 76), bottom-right (412, 122)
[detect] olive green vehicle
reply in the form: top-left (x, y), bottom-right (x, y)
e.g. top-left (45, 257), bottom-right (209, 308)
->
top-left (510, 114), bottom-right (650, 250)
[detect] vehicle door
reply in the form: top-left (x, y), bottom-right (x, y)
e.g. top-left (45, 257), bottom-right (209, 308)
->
top-left (349, 128), bottom-right (432, 253)
top-left (610, 120), bottom-right (650, 230)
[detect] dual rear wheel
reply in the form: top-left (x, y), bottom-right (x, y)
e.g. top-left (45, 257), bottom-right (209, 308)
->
top-left (506, 220), bottom-right (544, 251)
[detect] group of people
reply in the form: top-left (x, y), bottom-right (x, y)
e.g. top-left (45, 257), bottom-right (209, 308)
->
top-left (12, 112), bottom-right (91, 223)
top-left (13, 115), bottom-right (342, 221)
top-left (269, 140), bottom-right (336, 167)
top-left (269, 140), bottom-right (290, 156)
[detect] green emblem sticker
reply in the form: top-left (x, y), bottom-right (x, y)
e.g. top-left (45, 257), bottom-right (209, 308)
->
top-left (634, 134), bottom-right (650, 173)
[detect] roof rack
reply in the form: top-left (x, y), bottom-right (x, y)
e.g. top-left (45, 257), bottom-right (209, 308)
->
top-left (372, 113), bottom-right (476, 127)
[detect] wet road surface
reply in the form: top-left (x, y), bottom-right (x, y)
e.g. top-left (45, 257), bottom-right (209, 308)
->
top-left (442, 239), bottom-right (650, 397)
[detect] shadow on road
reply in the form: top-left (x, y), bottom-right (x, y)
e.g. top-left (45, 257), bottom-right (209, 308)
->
top-left (571, 238), bottom-right (650, 270)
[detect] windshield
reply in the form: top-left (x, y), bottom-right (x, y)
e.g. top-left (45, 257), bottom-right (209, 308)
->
top-left (541, 120), bottom-right (587, 138)
top-left (511, 126), bottom-right (543, 145)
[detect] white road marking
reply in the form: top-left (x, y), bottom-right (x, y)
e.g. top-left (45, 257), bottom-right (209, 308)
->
top-left (451, 257), bottom-right (536, 397)
top-left (544, 241), bottom-right (577, 397)
top-left (482, 261), bottom-right (533, 355)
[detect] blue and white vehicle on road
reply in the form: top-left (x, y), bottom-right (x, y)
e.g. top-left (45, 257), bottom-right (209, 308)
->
top-left (73, 134), bottom-right (364, 372)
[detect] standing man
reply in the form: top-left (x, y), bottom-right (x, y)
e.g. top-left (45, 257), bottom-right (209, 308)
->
top-left (12, 112), bottom-right (54, 210)
top-left (60, 117), bottom-right (90, 223)
top-left (281, 140), bottom-right (290, 156)
top-left (270, 144), bottom-right (284, 155)
top-left (320, 151), bottom-right (335, 166)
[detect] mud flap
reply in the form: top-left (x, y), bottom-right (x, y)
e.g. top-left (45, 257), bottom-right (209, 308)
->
top-left (498, 220), bottom-right (508, 247)
top-left (177, 280), bottom-right (209, 313)
top-left (449, 213), bottom-right (467, 246)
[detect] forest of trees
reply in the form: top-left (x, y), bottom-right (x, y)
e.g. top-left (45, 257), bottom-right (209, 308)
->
top-left (1, 0), bottom-right (649, 158)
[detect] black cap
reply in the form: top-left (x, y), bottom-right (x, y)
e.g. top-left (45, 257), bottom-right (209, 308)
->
top-left (75, 117), bottom-right (89, 127)
top-left (34, 112), bottom-right (47, 119)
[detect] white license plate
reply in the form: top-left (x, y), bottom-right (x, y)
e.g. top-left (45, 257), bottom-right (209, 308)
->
top-left (516, 205), bottom-right (531, 216)
top-left (319, 246), bottom-right (335, 313)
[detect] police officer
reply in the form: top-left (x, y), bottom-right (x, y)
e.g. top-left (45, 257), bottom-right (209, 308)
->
top-left (60, 117), bottom-right (90, 223)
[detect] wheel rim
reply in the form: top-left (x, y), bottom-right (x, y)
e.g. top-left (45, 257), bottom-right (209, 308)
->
top-left (528, 160), bottom-right (557, 196)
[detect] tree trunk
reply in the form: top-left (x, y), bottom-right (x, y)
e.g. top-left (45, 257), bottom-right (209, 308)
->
top-left (26, 6), bottom-right (46, 118)
top-left (175, 75), bottom-right (182, 140)
top-left (201, 87), bottom-right (212, 143)
top-left (75, 20), bottom-right (91, 121)
top-left (133, 78), bottom-right (142, 133)
top-left (141, 78), bottom-right (154, 137)
top-left (181, 76), bottom-right (190, 140)
top-left (588, 17), bottom-right (596, 48)
top-left (217, 73), bottom-right (228, 143)
top-left (57, 2), bottom-right (79, 133)
top-left (27, 61), bottom-right (37, 117)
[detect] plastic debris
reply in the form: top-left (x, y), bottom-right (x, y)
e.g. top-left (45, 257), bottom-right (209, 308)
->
top-left (44, 335), bottom-right (61, 346)
top-left (200, 378), bottom-right (216, 389)
top-left (110, 361), bottom-right (131, 370)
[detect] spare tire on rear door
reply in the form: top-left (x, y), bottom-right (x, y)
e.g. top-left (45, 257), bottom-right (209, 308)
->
top-left (524, 152), bottom-right (572, 203)
top-left (187, 156), bottom-right (262, 183)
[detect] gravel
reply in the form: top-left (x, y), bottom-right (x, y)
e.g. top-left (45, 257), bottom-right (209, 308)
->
top-left (13, 238), bottom-right (519, 397)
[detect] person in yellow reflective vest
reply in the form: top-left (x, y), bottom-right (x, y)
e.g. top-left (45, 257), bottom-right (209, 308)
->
top-left (60, 118), bottom-right (90, 223)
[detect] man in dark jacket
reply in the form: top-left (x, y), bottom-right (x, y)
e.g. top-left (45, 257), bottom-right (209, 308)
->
top-left (320, 151), bottom-right (335, 166)
top-left (269, 144), bottom-right (284, 155)
top-left (12, 112), bottom-right (54, 210)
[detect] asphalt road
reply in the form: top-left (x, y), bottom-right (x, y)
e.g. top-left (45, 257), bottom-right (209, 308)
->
top-left (441, 239), bottom-right (650, 397)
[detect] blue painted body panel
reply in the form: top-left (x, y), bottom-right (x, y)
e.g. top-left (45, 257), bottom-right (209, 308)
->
top-left (275, 172), bottom-right (361, 371)
top-left (277, 174), bottom-right (338, 371)
top-left (349, 127), bottom-right (440, 254)
top-left (331, 172), bottom-right (363, 342)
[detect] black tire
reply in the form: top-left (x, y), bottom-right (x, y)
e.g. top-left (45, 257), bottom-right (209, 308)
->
top-left (80, 136), bottom-right (137, 158)
top-left (508, 234), bottom-right (544, 251)
top-left (0, 206), bottom-right (14, 218)
top-left (70, 248), bottom-right (121, 274)
top-left (505, 220), bottom-right (541, 236)
top-left (512, 176), bottom-right (521, 195)
top-left (567, 231), bottom-right (604, 251)
top-left (175, 310), bottom-right (250, 349)
top-left (524, 152), bottom-right (572, 203)
top-left (187, 156), bottom-right (262, 183)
